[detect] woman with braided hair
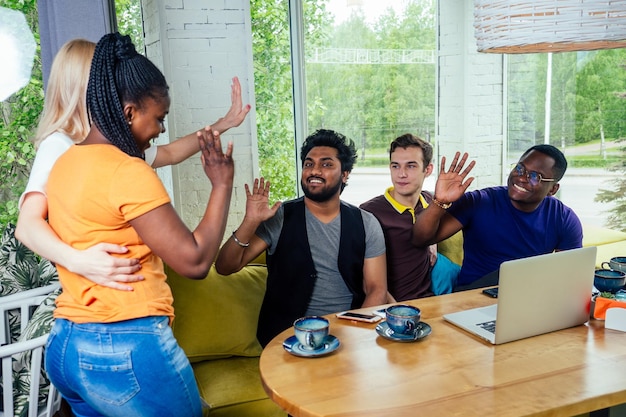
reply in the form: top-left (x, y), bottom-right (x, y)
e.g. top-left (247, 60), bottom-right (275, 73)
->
top-left (43, 32), bottom-right (233, 416)
top-left (16, 38), bottom-right (249, 291)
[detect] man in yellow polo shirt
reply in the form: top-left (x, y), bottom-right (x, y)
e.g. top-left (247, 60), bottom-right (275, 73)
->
top-left (361, 133), bottom-right (439, 301)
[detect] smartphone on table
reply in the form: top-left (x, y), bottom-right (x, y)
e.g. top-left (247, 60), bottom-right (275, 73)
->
top-left (372, 308), bottom-right (387, 319)
top-left (482, 287), bottom-right (499, 298)
top-left (336, 311), bottom-right (382, 323)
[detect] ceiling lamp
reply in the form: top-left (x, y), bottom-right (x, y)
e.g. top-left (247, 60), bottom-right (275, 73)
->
top-left (0, 7), bottom-right (36, 101)
top-left (474, 0), bottom-right (626, 53)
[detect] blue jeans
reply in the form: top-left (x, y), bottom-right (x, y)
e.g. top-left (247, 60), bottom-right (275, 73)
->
top-left (45, 317), bottom-right (202, 417)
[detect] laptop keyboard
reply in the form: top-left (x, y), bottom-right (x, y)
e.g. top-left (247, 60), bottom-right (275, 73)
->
top-left (477, 320), bottom-right (496, 333)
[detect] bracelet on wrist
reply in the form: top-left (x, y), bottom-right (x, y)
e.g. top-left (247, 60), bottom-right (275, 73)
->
top-left (432, 198), bottom-right (452, 210)
top-left (232, 230), bottom-right (250, 247)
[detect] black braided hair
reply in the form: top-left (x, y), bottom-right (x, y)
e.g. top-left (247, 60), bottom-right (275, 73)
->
top-left (86, 32), bottom-right (169, 158)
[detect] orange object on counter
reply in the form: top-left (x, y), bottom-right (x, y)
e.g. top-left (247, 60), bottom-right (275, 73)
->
top-left (593, 296), bottom-right (626, 320)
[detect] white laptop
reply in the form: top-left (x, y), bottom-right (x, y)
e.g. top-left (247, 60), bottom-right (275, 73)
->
top-left (443, 246), bottom-right (597, 344)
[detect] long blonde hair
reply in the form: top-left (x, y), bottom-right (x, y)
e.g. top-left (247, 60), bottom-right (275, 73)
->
top-left (33, 39), bottom-right (95, 149)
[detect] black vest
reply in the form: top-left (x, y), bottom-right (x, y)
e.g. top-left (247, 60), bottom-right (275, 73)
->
top-left (257, 198), bottom-right (366, 346)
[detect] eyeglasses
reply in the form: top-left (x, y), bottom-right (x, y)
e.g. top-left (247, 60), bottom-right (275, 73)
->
top-left (510, 163), bottom-right (555, 187)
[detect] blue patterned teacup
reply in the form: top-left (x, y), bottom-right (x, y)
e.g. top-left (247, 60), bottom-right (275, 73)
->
top-left (594, 268), bottom-right (626, 293)
top-left (293, 316), bottom-right (329, 350)
top-left (385, 304), bottom-right (421, 335)
top-left (602, 257), bottom-right (626, 274)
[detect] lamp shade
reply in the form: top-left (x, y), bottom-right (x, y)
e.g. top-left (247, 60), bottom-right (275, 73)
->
top-left (474, 0), bottom-right (626, 53)
top-left (0, 7), bottom-right (36, 101)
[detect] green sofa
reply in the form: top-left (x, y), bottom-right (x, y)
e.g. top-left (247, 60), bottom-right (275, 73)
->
top-left (164, 260), bottom-right (286, 417)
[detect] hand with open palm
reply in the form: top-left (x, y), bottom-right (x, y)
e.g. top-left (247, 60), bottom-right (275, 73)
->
top-left (244, 177), bottom-right (281, 224)
top-left (433, 152), bottom-right (476, 204)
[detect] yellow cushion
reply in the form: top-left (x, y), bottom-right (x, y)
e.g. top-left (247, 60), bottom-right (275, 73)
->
top-left (192, 357), bottom-right (285, 417)
top-left (165, 264), bottom-right (267, 362)
top-left (594, 241), bottom-right (626, 269)
top-left (581, 224), bottom-right (626, 267)
top-left (437, 231), bottom-right (464, 266)
top-left (583, 224), bottom-right (626, 247)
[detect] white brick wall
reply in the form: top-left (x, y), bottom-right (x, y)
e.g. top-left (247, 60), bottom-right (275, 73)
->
top-left (437, 0), bottom-right (505, 189)
top-left (142, 0), bottom-right (258, 235)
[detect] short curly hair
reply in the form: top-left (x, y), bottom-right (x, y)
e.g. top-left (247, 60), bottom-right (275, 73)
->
top-left (300, 129), bottom-right (358, 173)
top-left (520, 144), bottom-right (568, 181)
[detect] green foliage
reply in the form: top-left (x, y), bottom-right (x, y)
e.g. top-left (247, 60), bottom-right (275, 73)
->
top-left (250, 0), bottom-right (436, 200)
top-left (595, 140), bottom-right (626, 232)
top-left (507, 50), bottom-right (626, 151)
top-left (505, 48), bottom-right (626, 231)
top-left (250, 0), bottom-right (297, 201)
top-left (580, 52), bottom-right (626, 232)
top-left (306, 1), bottom-right (436, 156)
top-left (575, 50), bottom-right (626, 143)
top-left (568, 155), bottom-right (621, 168)
top-left (115, 0), bottom-right (144, 52)
top-left (507, 53), bottom-right (580, 152)
top-left (0, 0), bottom-right (42, 230)
top-left (250, 0), bottom-right (334, 202)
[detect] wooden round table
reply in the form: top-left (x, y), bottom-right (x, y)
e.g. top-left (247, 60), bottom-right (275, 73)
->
top-left (259, 289), bottom-right (626, 417)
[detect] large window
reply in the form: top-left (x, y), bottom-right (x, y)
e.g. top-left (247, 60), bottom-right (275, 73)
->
top-left (251, 0), bottom-right (625, 230)
top-left (305, 1), bottom-right (435, 151)
top-left (507, 51), bottom-right (626, 227)
top-left (4, 2), bottom-right (622, 230)
top-left (251, 0), bottom-right (436, 203)
top-left (304, 0), bottom-right (436, 204)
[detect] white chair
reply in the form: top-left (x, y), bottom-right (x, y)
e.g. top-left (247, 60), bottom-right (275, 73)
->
top-left (0, 283), bottom-right (61, 417)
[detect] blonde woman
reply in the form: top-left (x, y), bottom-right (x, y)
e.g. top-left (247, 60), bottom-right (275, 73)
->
top-left (16, 39), bottom-right (249, 290)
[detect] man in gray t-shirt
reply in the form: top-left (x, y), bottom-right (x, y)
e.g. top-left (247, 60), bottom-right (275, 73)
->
top-left (215, 129), bottom-right (387, 346)
top-left (257, 202), bottom-right (385, 316)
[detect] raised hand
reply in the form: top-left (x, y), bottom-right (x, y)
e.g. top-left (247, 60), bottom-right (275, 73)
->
top-left (197, 126), bottom-right (234, 188)
top-left (213, 76), bottom-right (251, 133)
top-left (433, 152), bottom-right (475, 204)
top-left (244, 177), bottom-right (281, 224)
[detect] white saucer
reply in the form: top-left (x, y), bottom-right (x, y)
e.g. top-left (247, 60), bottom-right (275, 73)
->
top-left (375, 321), bottom-right (432, 342)
top-left (283, 335), bottom-right (340, 357)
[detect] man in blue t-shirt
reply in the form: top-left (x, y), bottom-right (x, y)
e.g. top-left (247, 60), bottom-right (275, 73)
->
top-left (411, 144), bottom-right (583, 291)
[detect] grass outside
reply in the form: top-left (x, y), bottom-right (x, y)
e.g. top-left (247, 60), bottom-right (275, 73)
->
top-left (569, 155), bottom-right (621, 168)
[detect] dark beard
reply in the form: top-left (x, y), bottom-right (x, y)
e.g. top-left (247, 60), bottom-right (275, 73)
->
top-left (301, 178), bottom-right (342, 203)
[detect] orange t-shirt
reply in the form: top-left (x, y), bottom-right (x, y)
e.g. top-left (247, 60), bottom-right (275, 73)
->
top-left (47, 144), bottom-right (173, 323)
